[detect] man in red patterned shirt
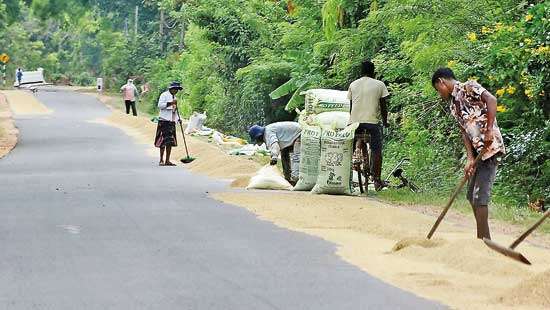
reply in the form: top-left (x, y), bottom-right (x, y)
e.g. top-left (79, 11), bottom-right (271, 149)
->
top-left (432, 68), bottom-right (505, 240)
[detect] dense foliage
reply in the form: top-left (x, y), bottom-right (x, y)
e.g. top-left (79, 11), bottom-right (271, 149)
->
top-left (1, 0), bottom-right (548, 208)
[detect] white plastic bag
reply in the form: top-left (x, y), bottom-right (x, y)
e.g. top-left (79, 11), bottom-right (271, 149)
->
top-left (314, 111), bottom-right (350, 130)
top-left (247, 165), bottom-right (293, 191)
top-left (212, 131), bottom-right (225, 145)
top-left (229, 143), bottom-right (268, 156)
top-left (185, 112), bottom-right (207, 134)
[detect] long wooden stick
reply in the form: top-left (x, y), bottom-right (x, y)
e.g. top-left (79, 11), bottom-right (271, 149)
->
top-left (427, 153), bottom-right (484, 239)
top-left (510, 210), bottom-right (549, 249)
top-left (175, 106), bottom-right (191, 159)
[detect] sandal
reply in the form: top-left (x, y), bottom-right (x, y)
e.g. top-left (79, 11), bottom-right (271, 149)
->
top-left (159, 161), bottom-right (165, 166)
top-left (165, 161), bottom-right (176, 166)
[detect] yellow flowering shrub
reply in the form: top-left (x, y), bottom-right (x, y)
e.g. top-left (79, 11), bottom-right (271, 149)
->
top-left (447, 60), bottom-right (457, 68)
top-left (524, 89), bottom-right (534, 99)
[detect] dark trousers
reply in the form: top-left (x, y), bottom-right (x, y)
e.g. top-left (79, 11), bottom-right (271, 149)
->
top-left (125, 100), bottom-right (137, 116)
top-left (280, 138), bottom-right (301, 183)
top-left (354, 123), bottom-right (383, 182)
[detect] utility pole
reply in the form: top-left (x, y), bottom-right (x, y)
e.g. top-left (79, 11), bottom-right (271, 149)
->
top-left (179, 22), bottom-right (185, 50)
top-left (1, 63), bottom-right (5, 86)
top-left (0, 54), bottom-right (9, 87)
top-left (160, 9), bottom-right (164, 36)
top-left (159, 9), bottom-right (165, 52)
top-left (134, 5), bottom-right (139, 39)
top-left (124, 18), bottom-right (129, 38)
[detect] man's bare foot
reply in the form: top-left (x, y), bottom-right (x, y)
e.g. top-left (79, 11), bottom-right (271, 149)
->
top-left (159, 160), bottom-right (165, 166)
top-left (165, 161), bottom-right (176, 166)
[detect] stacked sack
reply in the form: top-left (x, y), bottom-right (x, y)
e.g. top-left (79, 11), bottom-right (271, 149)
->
top-left (294, 89), bottom-right (357, 195)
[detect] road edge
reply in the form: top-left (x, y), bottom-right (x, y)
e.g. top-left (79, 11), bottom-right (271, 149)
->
top-left (0, 91), bottom-right (19, 159)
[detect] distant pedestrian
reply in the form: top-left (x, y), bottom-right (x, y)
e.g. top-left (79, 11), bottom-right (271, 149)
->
top-left (120, 79), bottom-right (139, 116)
top-left (432, 67), bottom-right (506, 240)
top-left (16, 68), bottom-right (23, 86)
top-left (154, 81), bottom-right (183, 166)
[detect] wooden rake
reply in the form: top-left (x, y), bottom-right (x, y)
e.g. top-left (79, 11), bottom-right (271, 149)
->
top-left (483, 210), bottom-right (549, 265)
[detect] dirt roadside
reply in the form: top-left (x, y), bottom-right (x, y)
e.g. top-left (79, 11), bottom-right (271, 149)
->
top-left (0, 92), bottom-right (18, 159)
top-left (1, 90), bottom-right (52, 115)
top-left (0, 89), bottom-right (54, 158)
top-left (91, 93), bottom-right (549, 310)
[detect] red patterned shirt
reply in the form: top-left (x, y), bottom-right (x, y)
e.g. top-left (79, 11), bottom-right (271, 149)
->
top-left (450, 81), bottom-right (505, 160)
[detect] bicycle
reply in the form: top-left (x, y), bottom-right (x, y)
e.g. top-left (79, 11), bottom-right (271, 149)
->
top-left (353, 129), bottom-right (374, 195)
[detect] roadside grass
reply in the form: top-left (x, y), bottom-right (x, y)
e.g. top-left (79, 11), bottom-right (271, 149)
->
top-left (375, 188), bottom-right (549, 234)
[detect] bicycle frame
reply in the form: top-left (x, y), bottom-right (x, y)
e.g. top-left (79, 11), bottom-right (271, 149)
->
top-left (353, 130), bottom-right (373, 195)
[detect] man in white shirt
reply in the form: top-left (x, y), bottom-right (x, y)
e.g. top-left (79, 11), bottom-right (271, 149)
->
top-left (249, 122), bottom-right (301, 184)
top-left (120, 79), bottom-right (139, 116)
top-left (348, 60), bottom-right (390, 191)
top-left (154, 81), bottom-right (183, 166)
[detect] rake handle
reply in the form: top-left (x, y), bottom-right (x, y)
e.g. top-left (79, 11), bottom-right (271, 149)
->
top-left (510, 210), bottom-right (550, 249)
top-left (175, 106), bottom-right (191, 159)
top-left (171, 93), bottom-right (191, 159)
top-left (427, 153), bottom-right (484, 239)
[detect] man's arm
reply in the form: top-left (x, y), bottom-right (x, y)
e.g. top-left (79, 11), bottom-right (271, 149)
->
top-left (380, 97), bottom-right (389, 127)
top-left (347, 88), bottom-right (353, 114)
top-left (461, 127), bottom-right (476, 177)
top-left (481, 91), bottom-right (497, 148)
top-left (461, 127), bottom-right (475, 160)
top-left (269, 143), bottom-right (281, 165)
top-left (158, 93), bottom-right (171, 109)
top-left (380, 82), bottom-right (390, 127)
top-left (264, 127), bottom-right (280, 165)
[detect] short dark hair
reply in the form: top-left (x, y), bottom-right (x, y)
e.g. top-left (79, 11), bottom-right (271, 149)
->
top-left (431, 68), bottom-right (456, 87)
top-left (361, 60), bottom-right (375, 78)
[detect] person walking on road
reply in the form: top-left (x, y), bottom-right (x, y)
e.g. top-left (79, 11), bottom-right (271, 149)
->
top-left (155, 81), bottom-right (183, 166)
top-left (249, 122), bottom-right (301, 185)
top-left (16, 68), bottom-right (23, 86)
top-left (432, 67), bottom-right (506, 240)
top-left (120, 79), bottom-right (139, 116)
top-left (347, 60), bottom-right (390, 191)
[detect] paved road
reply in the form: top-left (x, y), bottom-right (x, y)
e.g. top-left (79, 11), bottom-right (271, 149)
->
top-left (0, 90), bottom-right (442, 309)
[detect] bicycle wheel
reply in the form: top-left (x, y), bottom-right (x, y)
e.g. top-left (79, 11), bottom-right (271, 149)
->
top-left (353, 144), bottom-right (365, 194)
top-left (360, 141), bottom-right (370, 195)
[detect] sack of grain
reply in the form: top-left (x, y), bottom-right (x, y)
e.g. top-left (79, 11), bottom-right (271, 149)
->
top-left (247, 165), bottom-right (293, 191)
top-left (293, 124), bottom-right (322, 191)
top-left (312, 123), bottom-right (358, 195)
top-left (302, 89), bottom-right (350, 115)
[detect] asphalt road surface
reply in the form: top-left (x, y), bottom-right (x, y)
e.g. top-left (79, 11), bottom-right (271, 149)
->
top-left (0, 90), bottom-right (443, 309)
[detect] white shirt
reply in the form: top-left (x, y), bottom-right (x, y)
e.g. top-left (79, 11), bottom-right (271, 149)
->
top-left (347, 77), bottom-right (389, 124)
top-left (157, 91), bottom-right (180, 122)
top-left (264, 122), bottom-right (301, 158)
